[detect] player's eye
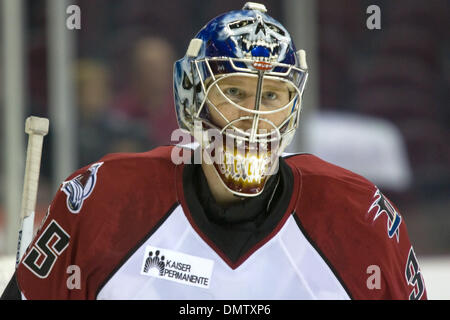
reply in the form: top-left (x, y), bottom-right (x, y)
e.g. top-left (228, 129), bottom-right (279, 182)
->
top-left (262, 91), bottom-right (277, 101)
top-left (224, 87), bottom-right (244, 100)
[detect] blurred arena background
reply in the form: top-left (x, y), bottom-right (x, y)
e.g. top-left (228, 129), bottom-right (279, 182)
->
top-left (0, 0), bottom-right (449, 299)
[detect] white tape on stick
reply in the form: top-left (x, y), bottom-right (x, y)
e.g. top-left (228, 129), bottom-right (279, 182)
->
top-left (16, 116), bottom-right (49, 267)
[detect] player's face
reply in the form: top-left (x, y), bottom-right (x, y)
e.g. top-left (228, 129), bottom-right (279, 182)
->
top-left (206, 75), bottom-right (294, 133)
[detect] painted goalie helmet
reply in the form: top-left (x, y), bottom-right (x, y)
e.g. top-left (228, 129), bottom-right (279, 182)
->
top-left (174, 2), bottom-right (308, 197)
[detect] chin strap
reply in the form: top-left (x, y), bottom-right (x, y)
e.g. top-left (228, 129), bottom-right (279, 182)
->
top-left (266, 174), bottom-right (281, 212)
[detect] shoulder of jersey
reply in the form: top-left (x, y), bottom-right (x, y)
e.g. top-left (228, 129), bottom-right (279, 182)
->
top-left (98, 145), bottom-right (177, 173)
top-left (283, 153), bottom-right (381, 238)
top-left (284, 153), bottom-right (375, 193)
top-left (55, 145), bottom-right (180, 218)
top-left (73, 145), bottom-right (177, 189)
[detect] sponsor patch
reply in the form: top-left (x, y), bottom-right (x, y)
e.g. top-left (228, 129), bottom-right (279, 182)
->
top-left (61, 162), bottom-right (103, 214)
top-left (141, 246), bottom-right (214, 289)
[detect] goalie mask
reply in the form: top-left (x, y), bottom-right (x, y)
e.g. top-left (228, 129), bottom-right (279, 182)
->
top-left (174, 2), bottom-right (308, 197)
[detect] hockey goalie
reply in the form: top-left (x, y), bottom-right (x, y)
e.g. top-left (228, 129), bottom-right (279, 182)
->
top-left (2, 2), bottom-right (426, 300)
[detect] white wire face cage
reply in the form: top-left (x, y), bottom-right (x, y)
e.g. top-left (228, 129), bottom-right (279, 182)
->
top-left (189, 56), bottom-right (308, 197)
top-left (196, 58), bottom-right (306, 140)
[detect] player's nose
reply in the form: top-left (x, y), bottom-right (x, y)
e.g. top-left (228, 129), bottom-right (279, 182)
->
top-left (234, 96), bottom-right (256, 129)
top-left (235, 98), bottom-right (275, 133)
top-left (239, 95), bottom-right (258, 111)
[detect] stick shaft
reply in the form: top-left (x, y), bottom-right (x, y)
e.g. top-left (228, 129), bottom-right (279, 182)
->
top-left (16, 116), bottom-right (49, 267)
top-left (20, 134), bottom-right (45, 219)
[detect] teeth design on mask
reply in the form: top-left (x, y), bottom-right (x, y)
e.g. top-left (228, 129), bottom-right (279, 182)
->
top-left (241, 38), bottom-right (279, 57)
top-left (218, 150), bottom-right (271, 184)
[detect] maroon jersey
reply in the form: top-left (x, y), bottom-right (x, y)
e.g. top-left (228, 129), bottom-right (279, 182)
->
top-left (2, 146), bottom-right (426, 300)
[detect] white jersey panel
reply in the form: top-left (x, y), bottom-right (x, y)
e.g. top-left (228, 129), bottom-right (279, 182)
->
top-left (97, 205), bottom-right (350, 300)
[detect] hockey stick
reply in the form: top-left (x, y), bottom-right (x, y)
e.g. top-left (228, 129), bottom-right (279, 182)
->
top-left (15, 116), bottom-right (49, 268)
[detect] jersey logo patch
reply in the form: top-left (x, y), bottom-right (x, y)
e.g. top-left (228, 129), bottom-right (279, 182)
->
top-left (141, 246), bottom-right (214, 289)
top-left (61, 162), bottom-right (103, 214)
top-left (368, 188), bottom-right (402, 242)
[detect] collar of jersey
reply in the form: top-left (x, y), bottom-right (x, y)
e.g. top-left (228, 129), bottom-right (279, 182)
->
top-left (176, 155), bottom-right (301, 269)
top-left (195, 164), bottom-right (280, 225)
